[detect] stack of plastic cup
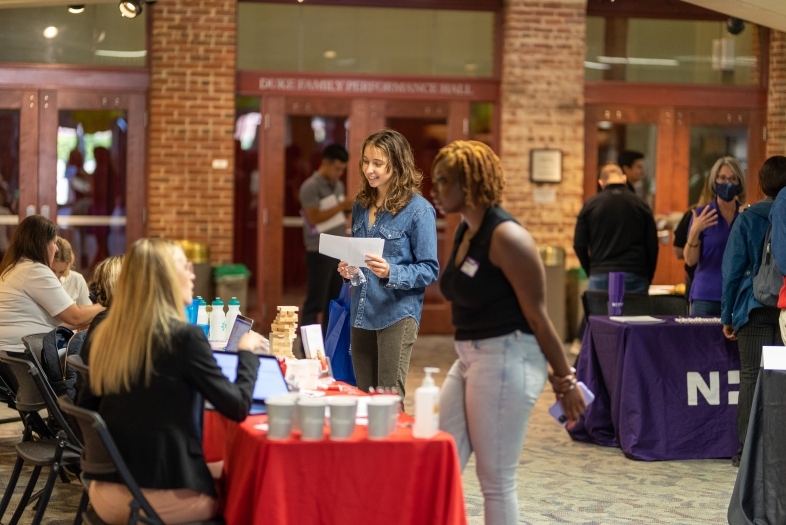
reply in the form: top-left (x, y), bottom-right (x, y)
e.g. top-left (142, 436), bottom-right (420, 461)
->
top-left (608, 272), bottom-right (626, 316)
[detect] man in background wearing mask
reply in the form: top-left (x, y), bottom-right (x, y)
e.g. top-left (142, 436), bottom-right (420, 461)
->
top-left (574, 163), bottom-right (659, 293)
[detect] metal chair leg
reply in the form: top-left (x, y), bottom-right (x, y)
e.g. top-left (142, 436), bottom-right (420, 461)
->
top-left (9, 464), bottom-right (42, 525)
top-left (29, 462), bottom-right (60, 525)
top-left (73, 489), bottom-right (88, 525)
top-left (0, 455), bottom-right (24, 521)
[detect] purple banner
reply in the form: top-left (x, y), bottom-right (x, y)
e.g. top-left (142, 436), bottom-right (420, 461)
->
top-left (568, 316), bottom-right (741, 460)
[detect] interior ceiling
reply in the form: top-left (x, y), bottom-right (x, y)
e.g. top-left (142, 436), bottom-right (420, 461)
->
top-left (0, 0), bottom-right (112, 7)
top-left (681, 0), bottom-right (786, 32)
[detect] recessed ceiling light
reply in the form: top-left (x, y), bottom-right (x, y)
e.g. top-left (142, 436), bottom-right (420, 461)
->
top-left (68, 5), bottom-right (85, 14)
top-left (323, 50), bottom-right (337, 59)
top-left (43, 26), bottom-right (58, 39)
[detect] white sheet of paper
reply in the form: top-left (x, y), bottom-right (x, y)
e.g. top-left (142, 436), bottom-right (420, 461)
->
top-left (314, 194), bottom-right (345, 233)
top-left (609, 316), bottom-right (665, 324)
top-left (762, 346), bottom-right (786, 370)
top-left (319, 233), bottom-right (384, 268)
top-left (300, 324), bottom-right (324, 360)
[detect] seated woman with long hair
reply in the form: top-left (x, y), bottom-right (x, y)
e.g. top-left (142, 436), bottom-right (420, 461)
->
top-left (79, 238), bottom-right (267, 524)
top-left (0, 215), bottom-right (104, 355)
top-left (80, 254), bottom-right (124, 355)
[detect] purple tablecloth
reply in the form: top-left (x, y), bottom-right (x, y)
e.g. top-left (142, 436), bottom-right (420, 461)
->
top-left (568, 316), bottom-right (741, 460)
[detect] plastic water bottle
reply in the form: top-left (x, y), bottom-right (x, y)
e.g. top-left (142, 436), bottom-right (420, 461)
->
top-left (413, 367), bottom-right (440, 439)
top-left (209, 298), bottom-right (226, 341)
top-left (226, 297), bottom-right (241, 335)
top-left (196, 297), bottom-right (209, 325)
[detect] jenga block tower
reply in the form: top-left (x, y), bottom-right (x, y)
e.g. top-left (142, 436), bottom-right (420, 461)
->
top-left (269, 306), bottom-right (299, 359)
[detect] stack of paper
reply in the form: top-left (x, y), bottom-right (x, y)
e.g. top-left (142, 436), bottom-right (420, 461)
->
top-left (319, 233), bottom-right (384, 268)
top-left (609, 316), bottom-right (665, 324)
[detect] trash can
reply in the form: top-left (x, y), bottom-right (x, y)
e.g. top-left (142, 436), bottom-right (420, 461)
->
top-left (214, 264), bottom-right (251, 312)
top-left (566, 268), bottom-right (588, 341)
top-left (174, 240), bottom-right (212, 302)
top-left (539, 246), bottom-right (567, 342)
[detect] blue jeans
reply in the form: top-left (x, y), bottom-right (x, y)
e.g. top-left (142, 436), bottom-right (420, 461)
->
top-left (439, 331), bottom-right (547, 525)
top-left (690, 300), bottom-right (721, 317)
top-left (587, 272), bottom-right (650, 293)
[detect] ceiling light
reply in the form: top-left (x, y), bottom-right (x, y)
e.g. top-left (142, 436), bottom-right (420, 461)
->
top-left (43, 26), bottom-right (58, 39)
top-left (119, 0), bottom-right (142, 18)
top-left (68, 5), bottom-right (85, 14)
top-left (323, 50), bottom-right (336, 59)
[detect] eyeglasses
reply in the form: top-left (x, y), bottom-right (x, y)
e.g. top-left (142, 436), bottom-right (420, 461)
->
top-left (716, 175), bottom-right (740, 184)
top-left (178, 261), bottom-right (194, 274)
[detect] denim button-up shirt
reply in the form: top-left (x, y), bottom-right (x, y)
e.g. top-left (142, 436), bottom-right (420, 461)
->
top-left (350, 194), bottom-right (439, 330)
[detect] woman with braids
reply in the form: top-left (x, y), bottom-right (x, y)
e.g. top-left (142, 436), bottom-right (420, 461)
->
top-left (432, 141), bottom-right (586, 525)
top-left (337, 129), bottom-right (439, 398)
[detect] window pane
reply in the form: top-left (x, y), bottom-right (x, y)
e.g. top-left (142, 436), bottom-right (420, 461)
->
top-left (469, 102), bottom-right (494, 148)
top-left (57, 110), bottom-right (128, 275)
top-left (585, 17), bottom-right (758, 85)
top-left (597, 122), bottom-right (657, 208)
top-left (0, 3), bottom-right (146, 67)
top-left (237, 3), bottom-right (494, 77)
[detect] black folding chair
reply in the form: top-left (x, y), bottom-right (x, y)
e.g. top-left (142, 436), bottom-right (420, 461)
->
top-left (59, 365), bottom-right (224, 525)
top-left (0, 355), bottom-right (84, 525)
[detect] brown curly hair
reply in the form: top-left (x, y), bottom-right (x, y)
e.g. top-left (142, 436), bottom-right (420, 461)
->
top-left (89, 255), bottom-right (124, 307)
top-left (432, 141), bottom-right (505, 207)
top-left (356, 129), bottom-right (422, 215)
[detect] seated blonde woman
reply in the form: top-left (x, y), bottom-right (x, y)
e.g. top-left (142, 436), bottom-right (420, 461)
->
top-left (78, 238), bottom-right (267, 524)
top-left (51, 237), bottom-right (91, 306)
top-left (81, 255), bottom-right (124, 354)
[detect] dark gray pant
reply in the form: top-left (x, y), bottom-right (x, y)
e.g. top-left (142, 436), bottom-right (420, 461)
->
top-left (351, 317), bottom-right (418, 399)
top-left (736, 307), bottom-right (781, 447)
top-left (302, 251), bottom-right (344, 336)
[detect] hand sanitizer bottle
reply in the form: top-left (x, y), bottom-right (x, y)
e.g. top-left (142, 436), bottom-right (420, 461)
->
top-left (226, 297), bottom-right (241, 335)
top-left (196, 297), bottom-right (209, 325)
top-left (209, 298), bottom-right (226, 341)
top-left (413, 367), bottom-right (440, 439)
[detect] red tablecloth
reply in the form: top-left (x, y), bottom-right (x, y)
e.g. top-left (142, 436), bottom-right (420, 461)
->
top-left (203, 407), bottom-right (467, 525)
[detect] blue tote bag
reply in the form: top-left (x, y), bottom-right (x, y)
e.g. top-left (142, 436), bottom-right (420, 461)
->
top-left (325, 282), bottom-right (356, 385)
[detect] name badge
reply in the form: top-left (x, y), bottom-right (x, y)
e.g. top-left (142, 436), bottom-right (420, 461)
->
top-left (460, 257), bottom-right (479, 277)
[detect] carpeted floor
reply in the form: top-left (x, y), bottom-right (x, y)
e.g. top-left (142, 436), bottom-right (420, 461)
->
top-left (0, 335), bottom-right (737, 524)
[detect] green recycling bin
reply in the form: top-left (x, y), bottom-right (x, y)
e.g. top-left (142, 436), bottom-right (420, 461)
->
top-left (214, 264), bottom-right (251, 312)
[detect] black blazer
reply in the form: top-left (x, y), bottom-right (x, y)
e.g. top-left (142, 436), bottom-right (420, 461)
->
top-left (78, 320), bottom-right (259, 496)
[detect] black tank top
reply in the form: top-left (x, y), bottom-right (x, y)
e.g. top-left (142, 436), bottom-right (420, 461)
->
top-left (439, 206), bottom-right (533, 340)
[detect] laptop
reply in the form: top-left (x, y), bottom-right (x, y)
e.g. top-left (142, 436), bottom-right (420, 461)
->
top-left (212, 350), bottom-right (290, 415)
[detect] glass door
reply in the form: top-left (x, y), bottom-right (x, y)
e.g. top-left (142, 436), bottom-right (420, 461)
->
top-left (41, 91), bottom-right (146, 277)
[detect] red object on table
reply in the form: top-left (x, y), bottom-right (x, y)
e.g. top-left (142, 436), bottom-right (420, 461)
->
top-left (203, 388), bottom-right (466, 525)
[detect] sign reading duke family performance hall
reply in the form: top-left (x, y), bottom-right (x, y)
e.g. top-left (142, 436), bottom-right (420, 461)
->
top-left (259, 77), bottom-right (474, 96)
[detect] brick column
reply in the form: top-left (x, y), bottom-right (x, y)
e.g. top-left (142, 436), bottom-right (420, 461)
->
top-left (768, 30), bottom-right (786, 157)
top-left (148, 0), bottom-right (236, 263)
top-left (500, 0), bottom-right (586, 267)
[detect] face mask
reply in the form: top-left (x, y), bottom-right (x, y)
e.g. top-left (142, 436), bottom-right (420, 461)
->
top-left (715, 181), bottom-right (740, 202)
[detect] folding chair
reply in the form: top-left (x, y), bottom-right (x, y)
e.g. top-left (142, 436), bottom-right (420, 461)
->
top-left (0, 355), bottom-right (84, 525)
top-left (59, 364), bottom-right (224, 525)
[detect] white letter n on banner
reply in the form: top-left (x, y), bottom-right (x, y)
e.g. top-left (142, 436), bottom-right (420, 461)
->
top-left (687, 372), bottom-right (720, 406)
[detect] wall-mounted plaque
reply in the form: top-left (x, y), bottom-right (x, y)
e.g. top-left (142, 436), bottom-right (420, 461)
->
top-left (530, 149), bottom-right (563, 183)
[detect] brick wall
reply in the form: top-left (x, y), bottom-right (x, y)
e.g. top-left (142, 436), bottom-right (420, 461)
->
top-left (500, 0), bottom-right (586, 268)
top-left (768, 30), bottom-right (786, 157)
top-left (148, 0), bottom-right (236, 263)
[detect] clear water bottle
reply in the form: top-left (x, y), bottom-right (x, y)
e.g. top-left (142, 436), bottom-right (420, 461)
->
top-left (347, 266), bottom-right (367, 287)
top-left (196, 297), bottom-right (209, 325)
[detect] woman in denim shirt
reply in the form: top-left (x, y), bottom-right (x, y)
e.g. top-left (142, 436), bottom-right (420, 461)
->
top-left (338, 129), bottom-right (439, 398)
top-left (722, 156), bottom-right (786, 466)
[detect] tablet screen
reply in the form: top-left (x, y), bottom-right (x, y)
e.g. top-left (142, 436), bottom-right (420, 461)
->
top-left (212, 351), bottom-right (289, 402)
top-left (225, 315), bottom-right (253, 352)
